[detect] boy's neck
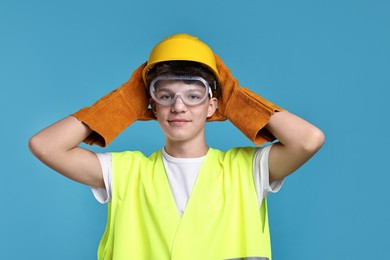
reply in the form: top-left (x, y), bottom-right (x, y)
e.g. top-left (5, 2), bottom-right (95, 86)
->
top-left (164, 139), bottom-right (209, 158)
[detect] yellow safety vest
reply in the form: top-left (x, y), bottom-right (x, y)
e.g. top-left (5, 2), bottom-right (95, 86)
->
top-left (98, 147), bottom-right (272, 260)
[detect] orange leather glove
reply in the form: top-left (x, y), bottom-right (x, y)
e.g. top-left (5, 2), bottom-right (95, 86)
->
top-left (72, 62), bottom-right (155, 147)
top-left (208, 54), bottom-right (283, 145)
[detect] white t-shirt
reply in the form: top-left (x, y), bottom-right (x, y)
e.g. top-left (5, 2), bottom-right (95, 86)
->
top-left (92, 145), bottom-right (283, 216)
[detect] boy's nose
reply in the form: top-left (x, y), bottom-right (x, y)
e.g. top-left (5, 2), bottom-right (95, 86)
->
top-left (171, 96), bottom-right (187, 112)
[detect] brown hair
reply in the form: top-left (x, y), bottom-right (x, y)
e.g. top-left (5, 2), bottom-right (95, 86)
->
top-left (145, 61), bottom-right (219, 97)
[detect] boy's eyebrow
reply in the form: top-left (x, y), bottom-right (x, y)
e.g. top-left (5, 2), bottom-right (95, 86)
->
top-left (157, 86), bottom-right (204, 92)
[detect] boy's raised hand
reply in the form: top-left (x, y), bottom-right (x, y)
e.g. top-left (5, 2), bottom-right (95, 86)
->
top-left (208, 54), bottom-right (283, 146)
top-left (72, 62), bottom-right (155, 147)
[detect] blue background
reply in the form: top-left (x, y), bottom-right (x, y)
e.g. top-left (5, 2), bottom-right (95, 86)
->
top-left (1, 0), bottom-right (389, 259)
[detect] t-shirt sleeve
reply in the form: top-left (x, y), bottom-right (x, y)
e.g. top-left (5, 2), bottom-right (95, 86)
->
top-left (91, 152), bottom-right (112, 204)
top-left (253, 144), bottom-right (284, 207)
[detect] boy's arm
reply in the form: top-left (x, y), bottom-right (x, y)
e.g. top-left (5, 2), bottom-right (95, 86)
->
top-left (265, 110), bottom-right (325, 182)
top-left (29, 116), bottom-right (104, 188)
top-left (208, 54), bottom-right (324, 180)
top-left (29, 62), bottom-right (154, 187)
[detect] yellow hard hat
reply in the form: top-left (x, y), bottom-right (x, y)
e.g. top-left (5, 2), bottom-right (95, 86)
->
top-left (142, 33), bottom-right (219, 85)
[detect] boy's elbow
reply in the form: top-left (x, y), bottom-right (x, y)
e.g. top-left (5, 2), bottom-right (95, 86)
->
top-left (304, 128), bottom-right (325, 155)
top-left (28, 134), bottom-right (48, 160)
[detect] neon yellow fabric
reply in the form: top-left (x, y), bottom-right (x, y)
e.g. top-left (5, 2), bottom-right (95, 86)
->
top-left (98, 147), bottom-right (272, 260)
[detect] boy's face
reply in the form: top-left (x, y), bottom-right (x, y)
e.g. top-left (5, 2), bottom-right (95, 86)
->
top-left (151, 80), bottom-right (217, 143)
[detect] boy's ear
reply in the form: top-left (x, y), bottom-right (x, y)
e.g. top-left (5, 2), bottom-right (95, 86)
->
top-left (150, 98), bottom-right (157, 116)
top-left (207, 98), bottom-right (218, 118)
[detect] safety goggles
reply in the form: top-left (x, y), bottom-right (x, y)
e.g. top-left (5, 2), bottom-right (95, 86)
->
top-left (149, 76), bottom-right (214, 106)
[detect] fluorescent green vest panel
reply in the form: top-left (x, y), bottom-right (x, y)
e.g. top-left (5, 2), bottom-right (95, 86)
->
top-left (98, 147), bottom-right (272, 260)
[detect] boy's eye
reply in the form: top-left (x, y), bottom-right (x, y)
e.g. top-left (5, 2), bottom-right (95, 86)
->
top-left (160, 94), bottom-right (173, 100)
top-left (156, 91), bottom-right (174, 100)
top-left (187, 94), bottom-right (201, 100)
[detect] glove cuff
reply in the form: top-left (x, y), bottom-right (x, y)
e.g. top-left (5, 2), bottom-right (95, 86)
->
top-left (72, 89), bottom-right (138, 147)
top-left (227, 88), bottom-right (283, 145)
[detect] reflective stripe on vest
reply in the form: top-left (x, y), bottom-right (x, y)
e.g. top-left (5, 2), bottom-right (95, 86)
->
top-left (98, 147), bottom-right (272, 260)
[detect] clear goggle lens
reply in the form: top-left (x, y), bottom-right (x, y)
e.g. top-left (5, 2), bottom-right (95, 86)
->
top-left (149, 76), bottom-right (214, 106)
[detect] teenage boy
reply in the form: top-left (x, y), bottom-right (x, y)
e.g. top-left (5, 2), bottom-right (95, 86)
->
top-left (29, 33), bottom-right (324, 260)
